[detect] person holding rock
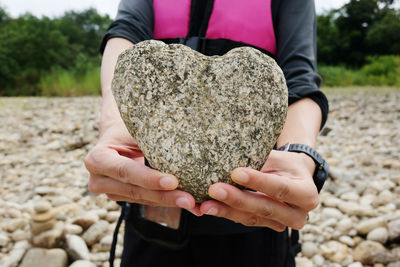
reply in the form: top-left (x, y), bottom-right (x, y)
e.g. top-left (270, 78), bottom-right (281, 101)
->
top-left (84, 0), bottom-right (329, 266)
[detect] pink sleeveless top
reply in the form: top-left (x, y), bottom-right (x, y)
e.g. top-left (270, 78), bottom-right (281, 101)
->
top-left (153, 0), bottom-right (277, 55)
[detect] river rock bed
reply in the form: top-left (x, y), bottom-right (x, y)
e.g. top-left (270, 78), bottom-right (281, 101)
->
top-left (0, 91), bottom-right (399, 267)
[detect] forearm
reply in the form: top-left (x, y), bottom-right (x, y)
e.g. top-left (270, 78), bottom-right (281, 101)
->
top-left (100, 37), bottom-right (134, 135)
top-left (276, 98), bottom-right (322, 174)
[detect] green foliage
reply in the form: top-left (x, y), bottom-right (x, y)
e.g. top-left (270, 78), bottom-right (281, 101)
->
top-left (0, 7), bottom-right (110, 96)
top-left (319, 56), bottom-right (400, 87)
top-left (40, 64), bottom-right (100, 97)
top-left (317, 0), bottom-right (400, 67)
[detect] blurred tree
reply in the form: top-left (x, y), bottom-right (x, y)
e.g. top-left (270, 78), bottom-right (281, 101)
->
top-left (317, 0), bottom-right (400, 66)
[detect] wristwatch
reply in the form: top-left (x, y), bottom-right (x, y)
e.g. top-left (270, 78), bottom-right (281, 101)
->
top-left (277, 143), bottom-right (329, 193)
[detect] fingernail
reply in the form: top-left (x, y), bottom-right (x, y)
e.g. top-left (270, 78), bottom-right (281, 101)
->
top-left (176, 197), bottom-right (191, 209)
top-left (160, 176), bottom-right (177, 189)
top-left (205, 207), bottom-right (218, 215)
top-left (232, 169), bottom-right (249, 184)
top-left (211, 188), bottom-right (227, 200)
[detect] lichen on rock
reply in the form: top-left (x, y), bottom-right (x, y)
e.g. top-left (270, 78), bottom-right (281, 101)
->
top-left (112, 40), bottom-right (288, 202)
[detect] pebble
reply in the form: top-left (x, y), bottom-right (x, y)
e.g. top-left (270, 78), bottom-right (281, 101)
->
top-left (72, 213), bottom-right (99, 230)
top-left (388, 219), bottom-right (400, 242)
top-left (339, 235), bottom-right (355, 247)
top-left (320, 240), bottom-right (349, 263)
top-left (356, 217), bottom-right (386, 235)
top-left (19, 248), bottom-right (68, 267)
top-left (65, 234), bottom-right (90, 261)
top-left (69, 260), bottom-right (97, 267)
top-left (312, 254), bottom-right (325, 266)
top-left (82, 220), bottom-right (109, 246)
top-left (0, 233), bottom-right (9, 247)
top-left (295, 257), bottom-right (313, 267)
top-left (302, 241), bottom-right (318, 258)
top-left (64, 224), bottom-right (83, 235)
top-left (367, 227), bottom-right (389, 244)
top-left (33, 200), bottom-right (52, 213)
top-left (353, 240), bottom-right (387, 264)
top-left (0, 240), bottom-right (31, 267)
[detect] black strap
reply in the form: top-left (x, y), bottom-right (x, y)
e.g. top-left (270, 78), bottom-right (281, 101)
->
top-left (109, 202), bottom-right (128, 267)
top-left (290, 230), bottom-right (301, 257)
top-left (187, 0), bottom-right (214, 38)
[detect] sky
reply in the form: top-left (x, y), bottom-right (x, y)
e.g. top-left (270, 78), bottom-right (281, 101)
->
top-left (0, 0), bottom-right (350, 18)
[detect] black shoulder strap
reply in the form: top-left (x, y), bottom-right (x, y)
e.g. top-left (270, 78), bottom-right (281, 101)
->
top-left (187, 0), bottom-right (215, 38)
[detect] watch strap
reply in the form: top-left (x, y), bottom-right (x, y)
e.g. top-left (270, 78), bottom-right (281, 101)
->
top-left (277, 143), bottom-right (329, 193)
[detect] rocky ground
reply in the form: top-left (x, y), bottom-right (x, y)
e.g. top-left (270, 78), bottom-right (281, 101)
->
top-left (0, 91), bottom-right (399, 267)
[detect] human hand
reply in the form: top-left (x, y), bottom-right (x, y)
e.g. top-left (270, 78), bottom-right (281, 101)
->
top-left (199, 150), bottom-right (319, 231)
top-left (84, 121), bottom-right (200, 215)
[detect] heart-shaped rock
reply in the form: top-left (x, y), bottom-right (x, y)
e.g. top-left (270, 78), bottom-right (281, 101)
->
top-left (112, 40), bottom-right (288, 203)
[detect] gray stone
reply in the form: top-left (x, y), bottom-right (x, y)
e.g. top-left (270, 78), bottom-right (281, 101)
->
top-left (320, 240), bottom-right (349, 263)
top-left (69, 260), bottom-right (97, 267)
top-left (302, 241), bottom-right (318, 258)
top-left (33, 200), bottom-right (52, 213)
top-left (112, 40), bottom-right (288, 202)
top-left (82, 220), bottom-right (109, 246)
top-left (19, 248), bottom-right (67, 267)
top-left (72, 212), bottom-right (99, 230)
top-left (367, 227), bottom-right (389, 244)
top-left (356, 217), bottom-right (386, 235)
top-left (0, 240), bottom-right (30, 267)
top-left (31, 221), bottom-right (65, 248)
top-left (353, 240), bottom-right (387, 265)
top-left (0, 232), bottom-right (9, 247)
top-left (389, 219), bottom-right (400, 242)
top-left (65, 234), bottom-right (90, 261)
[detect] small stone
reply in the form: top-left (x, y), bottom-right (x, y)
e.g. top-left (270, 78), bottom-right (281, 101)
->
top-left (312, 254), bottom-right (325, 266)
top-left (82, 220), bottom-right (109, 246)
top-left (32, 208), bottom-right (58, 222)
top-left (92, 209), bottom-right (107, 219)
top-left (90, 252), bottom-right (109, 262)
top-left (105, 201), bottom-right (120, 211)
top-left (348, 263), bottom-right (363, 267)
top-left (320, 240), bottom-right (349, 263)
top-left (367, 227), bottom-right (389, 244)
top-left (65, 234), bottom-right (90, 261)
top-left (31, 222), bottom-right (65, 248)
top-left (64, 224), bottom-right (83, 235)
top-left (339, 235), bottom-right (355, 247)
top-left (19, 248), bottom-right (67, 267)
top-left (30, 219), bottom-right (56, 235)
top-left (338, 201), bottom-right (374, 216)
top-left (356, 217), bottom-right (386, 235)
top-left (353, 240), bottom-right (387, 265)
top-left (4, 218), bottom-right (27, 232)
top-left (34, 200), bottom-right (52, 213)
top-left (295, 257), bottom-right (313, 267)
top-left (72, 213), bottom-right (99, 230)
top-left (105, 211), bottom-right (120, 223)
top-left (388, 219), bottom-right (400, 242)
top-left (34, 186), bottom-right (55, 195)
top-left (69, 260), bottom-right (97, 267)
top-left (337, 217), bottom-right (353, 233)
top-left (112, 40), bottom-right (288, 202)
top-left (302, 241), bottom-right (318, 258)
top-left (11, 229), bottom-right (29, 242)
top-left (321, 208), bottom-right (343, 219)
top-left (0, 240), bottom-right (31, 267)
top-left (388, 262), bottom-right (400, 267)
top-left (0, 233), bottom-right (9, 247)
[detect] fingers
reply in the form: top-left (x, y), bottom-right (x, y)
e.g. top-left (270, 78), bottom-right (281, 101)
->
top-left (88, 175), bottom-right (196, 209)
top-left (202, 183), bottom-right (307, 230)
top-left (231, 168), bottom-right (319, 210)
top-left (85, 145), bottom-right (178, 190)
